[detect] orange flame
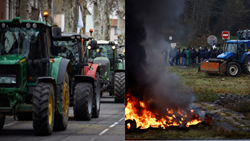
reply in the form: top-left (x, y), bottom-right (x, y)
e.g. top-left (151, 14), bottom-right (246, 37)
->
top-left (125, 93), bottom-right (201, 129)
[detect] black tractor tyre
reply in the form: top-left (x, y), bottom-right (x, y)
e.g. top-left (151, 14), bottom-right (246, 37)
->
top-left (33, 83), bottom-right (55, 136)
top-left (114, 72), bottom-right (125, 103)
top-left (92, 72), bottom-right (101, 118)
top-left (54, 72), bottom-right (70, 131)
top-left (226, 62), bottom-right (241, 77)
top-left (242, 55), bottom-right (250, 74)
top-left (73, 83), bottom-right (93, 120)
top-left (17, 112), bottom-right (32, 121)
top-left (0, 114), bottom-right (5, 130)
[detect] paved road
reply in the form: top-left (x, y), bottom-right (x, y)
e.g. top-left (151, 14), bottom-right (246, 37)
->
top-left (0, 93), bottom-right (125, 141)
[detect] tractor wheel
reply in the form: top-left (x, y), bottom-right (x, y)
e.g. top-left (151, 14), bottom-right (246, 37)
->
top-left (74, 83), bottom-right (93, 120)
top-left (242, 55), bottom-right (250, 74)
top-left (114, 72), bottom-right (125, 103)
top-left (0, 114), bottom-right (5, 130)
top-left (92, 72), bottom-right (101, 118)
top-left (33, 82), bottom-right (55, 136)
top-left (54, 72), bottom-right (69, 131)
top-left (226, 62), bottom-right (241, 77)
top-left (17, 112), bottom-right (32, 121)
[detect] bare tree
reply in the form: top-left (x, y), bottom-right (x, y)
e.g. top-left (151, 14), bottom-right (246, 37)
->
top-left (93, 0), bottom-right (102, 40)
top-left (102, 0), bottom-right (111, 40)
top-left (116, 0), bottom-right (125, 45)
top-left (64, 0), bottom-right (79, 32)
top-left (20, 0), bottom-right (31, 20)
top-left (80, 0), bottom-right (88, 34)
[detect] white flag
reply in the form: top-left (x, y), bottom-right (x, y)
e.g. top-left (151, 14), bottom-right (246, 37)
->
top-left (38, 12), bottom-right (43, 22)
top-left (77, 6), bottom-right (84, 34)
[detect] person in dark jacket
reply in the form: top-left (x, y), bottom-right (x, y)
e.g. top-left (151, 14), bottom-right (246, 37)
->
top-left (175, 48), bottom-right (181, 65)
top-left (200, 48), bottom-right (205, 62)
top-left (217, 47), bottom-right (223, 55)
top-left (204, 48), bottom-right (209, 61)
top-left (197, 47), bottom-right (201, 64)
top-left (192, 48), bottom-right (197, 65)
top-left (169, 48), bottom-right (175, 66)
top-left (186, 48), bottom-right (190, 66)
top-left (181, 49), bottom-right (186, 68)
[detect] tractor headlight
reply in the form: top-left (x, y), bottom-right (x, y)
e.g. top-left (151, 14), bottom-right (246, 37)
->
top-left (112, 46), bottom-right (116, 49)
top-left (88, 58), bottom-right (93, 63)
top-left (26, 23), bottom-right (31, 29)
top-left (87, 46), bottom-right (91, 49)
top-left (32, 23), bottom-right (37, 28)
top-left (0, 76), bottom-right (16, 84)
top-left (1, 23), bottom-right (6, 28)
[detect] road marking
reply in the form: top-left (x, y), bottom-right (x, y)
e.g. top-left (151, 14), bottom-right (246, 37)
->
top-left (99, 128), bottom-right (109, 135)
top-left (118, 117), bottom-right (124, 122)
top-left (109, 122), bottom-right (118, 127)
top-left (4, 122), bottom-right (17, 127)
top-left (90, 117), bottom-right (125, 141)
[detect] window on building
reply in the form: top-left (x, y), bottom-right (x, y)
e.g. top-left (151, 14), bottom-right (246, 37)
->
top-left (114, 27), bottom-right (117, 35)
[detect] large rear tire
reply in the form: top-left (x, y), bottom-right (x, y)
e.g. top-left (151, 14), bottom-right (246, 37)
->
top-left (242, 55), bottom-right (250, 74)
top-left (74, 83), bottom-right (93, 120)
top-left (33, 83), bottom-right (55, 136)
top-left (226, 62), bottom-right (241, 77)
top-left (92, 72), bottom-right (101, 118)
top-left (54, 72), bottom-right (69, 131)
top-left (114, 72), bottom-right (125, 103)
top-left (0, 114), bottom-right (5, 130)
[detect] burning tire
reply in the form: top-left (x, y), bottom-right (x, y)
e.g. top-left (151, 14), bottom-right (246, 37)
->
top-left (92, 72), bottom-right (101, 118)
top-left (74, 83), bottom-right (93, 120)
top-left (0, 114), bottom-right (5, 130)
top-left (33, 82), bottom-right (55, 136)
top-left (54, 72), bottom-right (69, 131)
top-left (242, 55), bottom-right (250, 74)
top-left (114, 72), bottom-right (125, 103)
top-left (226, 62), bottom-right (241, 77)
top-left (125, 119), bottom-right (136, 133)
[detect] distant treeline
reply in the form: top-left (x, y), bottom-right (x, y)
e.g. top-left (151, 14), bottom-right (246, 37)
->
top-left (181, 0), bottom-right (250, 37)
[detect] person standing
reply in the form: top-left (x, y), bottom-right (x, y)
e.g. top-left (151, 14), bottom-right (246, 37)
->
top-left (161, 47), bottom-right (168, 65)
top-left (175, 48), bottom-right (180, 66)
top-left (212, 43), bottom-right (217, 50)
top-left (169, 48), bottom-right (175, 66)
top-left (245, 28), bottom-right (249, 40)
top-left (200, 48), bottom-right (205, 62)
top-left (181, 49), bottom-right (186, 68)
top-left (197, 47), bottom-right (201, 64)
top-left (186, 48), bottom-right (190, 66)
top-left (204, 48), bottom-right (209, 61)
top-left (217, 47), bottom-right (223, 55)
top-left (237, 29), bottom-right (243, 39)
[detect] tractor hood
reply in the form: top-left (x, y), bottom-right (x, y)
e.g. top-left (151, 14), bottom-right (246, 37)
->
top-left (0, 55), bottom-right (26, 65)
top-left (217, 52), bottom-right (233, 60)
top-left (93, 57), bottom-right (110, 75)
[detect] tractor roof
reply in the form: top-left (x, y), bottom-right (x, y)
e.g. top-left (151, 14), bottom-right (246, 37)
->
top-left (97, 40), bottom-right (117, 45)
top-left (226, 40), bottom-right (250, 43)
top-left (61, 33), bottom-right (90, 40)
top-left (0, 17), bottom-right (49, 26)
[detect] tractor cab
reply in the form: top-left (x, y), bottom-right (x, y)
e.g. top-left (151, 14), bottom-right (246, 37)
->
top-left (217, 40), bottom-right (250, 62)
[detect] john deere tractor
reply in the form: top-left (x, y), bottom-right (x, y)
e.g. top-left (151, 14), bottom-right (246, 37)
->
top-left (0, 17), bottom-right (72, 135)
top-left (198, 40), bottom-right (250, 77)
top-left (87, 40), bottom-right (125, 103)
top-left (53, 33), bottom-right (101, 120)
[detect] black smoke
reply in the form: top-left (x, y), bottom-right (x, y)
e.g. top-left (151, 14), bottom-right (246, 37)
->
top-left (126, 0), bottom-right (195, 116)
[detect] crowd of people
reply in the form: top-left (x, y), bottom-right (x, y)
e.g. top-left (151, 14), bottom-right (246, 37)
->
top-left (162, 45), bottom-right (223, 68)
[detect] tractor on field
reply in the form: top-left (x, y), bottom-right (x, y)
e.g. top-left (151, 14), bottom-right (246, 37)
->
top-left (86, 33), bottom-right (125, 103)
top-left (52, 33), bottom-right (101, 120)
top-left (198, 40), bottom-right (250, 77)
top-left (0, 17), bottom-right (71, 135)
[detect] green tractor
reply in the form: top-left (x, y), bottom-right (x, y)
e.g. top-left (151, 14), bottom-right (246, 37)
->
top-left (0, 17), bottom-right (72, 135)
top-left (87, 40), bottom-right (125, 103)
top-left (52, 33), bottom-right (101, 120)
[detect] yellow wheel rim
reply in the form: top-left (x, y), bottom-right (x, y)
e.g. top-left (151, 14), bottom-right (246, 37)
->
top-left (63, 81), bottom-right (69, 118)
top-left (48, 94), bottom-right (53, 125)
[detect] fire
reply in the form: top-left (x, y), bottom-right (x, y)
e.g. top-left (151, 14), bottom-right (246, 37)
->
top-left (125, 93), bottom-right (201, 129)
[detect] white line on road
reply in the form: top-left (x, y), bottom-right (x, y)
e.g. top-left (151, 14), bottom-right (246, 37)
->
top-left (109, 122), bottom-right (118, 128)
top-left (99, 128), bottom-right (109, 136)
top-left (4, 122), bottom-right (17, 127)
top-left (118, 117), bottom-right (124, 122)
